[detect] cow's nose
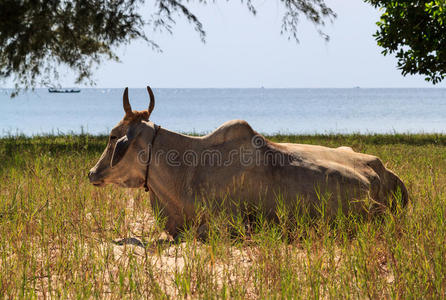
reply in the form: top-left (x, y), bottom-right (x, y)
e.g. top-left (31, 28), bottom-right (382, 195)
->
top-left (88, 170), bottom-right (97, 182)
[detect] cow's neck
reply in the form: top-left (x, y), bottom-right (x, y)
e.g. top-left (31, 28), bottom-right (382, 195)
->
top-left (144, 127), bottom-right (199, 205)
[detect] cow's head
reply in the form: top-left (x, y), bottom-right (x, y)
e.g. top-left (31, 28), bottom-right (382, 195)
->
top-left (88, 87), bottom-right (157, 188)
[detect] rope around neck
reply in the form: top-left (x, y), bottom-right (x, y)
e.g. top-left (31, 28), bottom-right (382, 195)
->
top-left (144, 124), bottom-right (160, 192)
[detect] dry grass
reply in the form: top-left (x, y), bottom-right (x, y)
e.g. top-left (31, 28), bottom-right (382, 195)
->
top-left (0, 133), bottom-right (445, 298)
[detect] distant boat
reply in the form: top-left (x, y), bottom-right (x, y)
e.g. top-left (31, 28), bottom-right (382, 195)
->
top-left (48, 88), bottom-right (80, 93)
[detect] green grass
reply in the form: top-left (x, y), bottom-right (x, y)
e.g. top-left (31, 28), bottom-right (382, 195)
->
top-left (0, 133), bottom-right (445, 298)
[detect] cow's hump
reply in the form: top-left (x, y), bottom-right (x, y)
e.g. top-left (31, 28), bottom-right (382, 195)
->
top-left (205, 119), bottom-right (256, 145)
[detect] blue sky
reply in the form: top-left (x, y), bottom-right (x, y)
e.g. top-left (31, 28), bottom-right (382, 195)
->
top-left (28, 0), bottom-right (446, 88)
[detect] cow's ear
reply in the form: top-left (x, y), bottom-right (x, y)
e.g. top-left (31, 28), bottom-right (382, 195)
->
top-left (111, 135), bottom-right (130, 167)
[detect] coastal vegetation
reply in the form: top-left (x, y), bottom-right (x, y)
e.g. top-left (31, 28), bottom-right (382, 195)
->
top-left (1, 133), bottom-right (445, 298)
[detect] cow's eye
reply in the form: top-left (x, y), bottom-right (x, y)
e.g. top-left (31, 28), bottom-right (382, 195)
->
top-left (110, 135), bottom-right (118, 140)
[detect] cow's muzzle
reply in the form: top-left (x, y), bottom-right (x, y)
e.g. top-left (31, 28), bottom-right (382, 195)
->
top-left (88, 170), bottom-right (105, 187)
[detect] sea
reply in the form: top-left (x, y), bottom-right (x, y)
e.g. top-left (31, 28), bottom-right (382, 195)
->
top-left (1, 88), bottom-right (445, 136)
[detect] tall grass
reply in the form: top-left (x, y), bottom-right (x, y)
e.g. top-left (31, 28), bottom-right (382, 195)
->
top-left (0, 133), bottom-right (445, 298)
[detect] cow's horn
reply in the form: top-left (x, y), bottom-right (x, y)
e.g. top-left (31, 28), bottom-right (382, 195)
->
top-left (147, 86), bottom-right (155, 116)
top-left (123, 87), bottom-right (132, 115)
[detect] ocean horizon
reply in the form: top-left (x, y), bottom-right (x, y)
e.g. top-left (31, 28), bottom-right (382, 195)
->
top-left (1, 88), bottom-right (446, 136)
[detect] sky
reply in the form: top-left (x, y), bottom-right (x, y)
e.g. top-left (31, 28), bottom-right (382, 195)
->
top-left (21, 0), bottom-right (446, 88)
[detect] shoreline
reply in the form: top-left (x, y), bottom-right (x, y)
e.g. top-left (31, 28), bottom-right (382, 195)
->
top-left (2, 132), bottom-right (446, 146)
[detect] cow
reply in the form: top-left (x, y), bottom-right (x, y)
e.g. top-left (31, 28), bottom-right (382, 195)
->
top-left (88, 87), bottom-right (408, 239)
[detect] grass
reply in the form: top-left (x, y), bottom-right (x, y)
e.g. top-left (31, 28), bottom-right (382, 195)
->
top-left (0, 133), bottom-right (445, 298)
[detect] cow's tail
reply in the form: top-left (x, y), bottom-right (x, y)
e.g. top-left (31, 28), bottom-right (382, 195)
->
top-left (386, 169), bottom-right (409, 210)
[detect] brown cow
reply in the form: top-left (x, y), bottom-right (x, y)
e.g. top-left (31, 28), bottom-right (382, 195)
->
top-left (89, 87), bottom-right (408, 238)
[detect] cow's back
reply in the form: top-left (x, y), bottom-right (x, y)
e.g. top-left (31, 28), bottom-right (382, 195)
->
top-left (177, 120), bottom-right (407, 221)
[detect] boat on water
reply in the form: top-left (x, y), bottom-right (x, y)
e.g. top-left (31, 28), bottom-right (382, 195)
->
top-left (48, 88), bottom-right (81, 93)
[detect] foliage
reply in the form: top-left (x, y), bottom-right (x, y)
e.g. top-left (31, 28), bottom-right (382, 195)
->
top-left (0, 0), bottom-right (335, 94)
top-left (365, 0), bottom-right (446, 84)
top-left (0, 133), bottom-right (445, 297)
